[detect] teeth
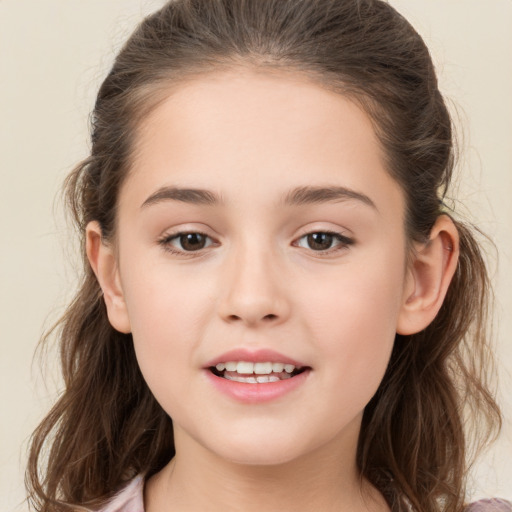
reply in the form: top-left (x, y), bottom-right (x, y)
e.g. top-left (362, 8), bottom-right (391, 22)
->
top-left (257, 375), bottom-right (281, 383)
top-left (225, 374), bottom-right (258, 383)
top-left (224, 373), bottom-right (288, 383)
top-left (254, 362), bottom-right (272, 374)
top-left (272, 362), bottom-right (284, 373)
top-left (215, 361), bottom-right (297, 375)
top-left (236, 361), bottom-right (254, 374)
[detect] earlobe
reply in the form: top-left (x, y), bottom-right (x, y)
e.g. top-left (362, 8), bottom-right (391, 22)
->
top-left (86, 221), bottom-right (131, 334)
top-left (397, 215), bottom-right (459, 335)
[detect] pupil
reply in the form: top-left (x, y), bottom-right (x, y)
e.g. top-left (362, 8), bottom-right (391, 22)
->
top-left (308, 233), bottom-right (333, 251)
top-left (181, 233), bottom-right (206, 251)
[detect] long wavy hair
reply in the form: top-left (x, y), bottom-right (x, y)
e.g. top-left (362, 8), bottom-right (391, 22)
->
top-left (26, 0), bottom-right (502, 511)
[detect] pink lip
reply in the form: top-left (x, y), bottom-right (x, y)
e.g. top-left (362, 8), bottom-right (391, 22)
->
top-left (204, 348), bottom-right (307, 368)
top-left (203, 348), bottom-right (311, 403)
top-left (204, 367), bottom-right (311, 403)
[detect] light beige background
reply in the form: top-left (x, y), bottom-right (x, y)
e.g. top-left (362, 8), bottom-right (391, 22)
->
top-left (1, 0), bottom-right (511, 509)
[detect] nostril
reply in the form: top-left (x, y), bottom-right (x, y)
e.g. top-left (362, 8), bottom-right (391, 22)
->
top-left (223, 312), bottom-right (280, 324)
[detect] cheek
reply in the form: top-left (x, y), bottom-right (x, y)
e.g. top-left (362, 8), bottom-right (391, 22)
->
top-left (121, 262), bottom-right (215, 398)
top-left (301, 249), bottom-right (406, 397)
top-left (123, 254), bottom-right (215, 334)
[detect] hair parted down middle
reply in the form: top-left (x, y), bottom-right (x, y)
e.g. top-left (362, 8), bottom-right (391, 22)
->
top-left (26, 1), bottom-right (501, 511)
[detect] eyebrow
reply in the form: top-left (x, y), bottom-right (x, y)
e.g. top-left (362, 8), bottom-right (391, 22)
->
top-left (141, 185), bottom-right (377, 210)
top-left (283, 185), bottom-right (377, 210)
top-left (141, 186), bottom-right (221, 208)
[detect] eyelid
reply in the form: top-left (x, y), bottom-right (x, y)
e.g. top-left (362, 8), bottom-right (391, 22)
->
top-left (157, 229), bottom-right (218, 256)
top-left (156, 226), bottom-right (355, 257)
top-left (293, 229), bottom-right (354, 255)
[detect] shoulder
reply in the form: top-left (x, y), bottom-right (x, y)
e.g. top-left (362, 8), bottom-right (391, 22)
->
top-left (93, 475), bottom-right (145, 512)
top-left (466, 499), bottom-right (512, 511)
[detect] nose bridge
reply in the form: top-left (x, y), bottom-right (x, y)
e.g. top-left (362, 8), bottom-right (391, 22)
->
top-left (218, 234), bottom-right (290, 326)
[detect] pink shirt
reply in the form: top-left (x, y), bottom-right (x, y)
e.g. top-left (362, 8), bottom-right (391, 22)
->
top-left (95, 475), bottom-right (511, 512)
top-left (95, 475), bottom-right (144, 512)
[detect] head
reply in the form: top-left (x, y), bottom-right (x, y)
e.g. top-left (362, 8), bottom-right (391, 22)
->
top-left (28, 1), bottom-right (501, 511)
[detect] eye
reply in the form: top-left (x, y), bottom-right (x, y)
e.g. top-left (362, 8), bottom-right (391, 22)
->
top-left (158, 231), bottom-right (215, 254)
top-left (295, 231), bottom-right (354, 253)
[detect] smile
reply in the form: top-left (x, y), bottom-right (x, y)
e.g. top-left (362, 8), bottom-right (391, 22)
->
top-left (211, 361), bottom-right (307, 383)
top-left (204, 349), bottom-right (311, 402)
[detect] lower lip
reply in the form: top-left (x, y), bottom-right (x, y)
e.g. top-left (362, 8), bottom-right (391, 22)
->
top-left (204, 369), bottom-right (311, 403)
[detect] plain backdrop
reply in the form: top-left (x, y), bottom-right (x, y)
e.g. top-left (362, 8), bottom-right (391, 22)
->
top-left (1, 0), bottom-right (511, 510)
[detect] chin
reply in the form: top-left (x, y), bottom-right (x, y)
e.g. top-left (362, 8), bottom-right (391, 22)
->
top-left (223, 454), bottom-right (303, 468)
top-left (224, 450), bottom-right (299, 466)
top-left (208, 429), bottom-right (316, 467)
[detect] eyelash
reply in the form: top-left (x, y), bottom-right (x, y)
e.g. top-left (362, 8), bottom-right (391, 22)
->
top-left (157, 229), bottom-right (354, 257)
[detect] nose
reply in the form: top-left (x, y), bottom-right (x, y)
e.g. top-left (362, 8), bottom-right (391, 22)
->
top-left (217, 244), bottom-right (291, 327)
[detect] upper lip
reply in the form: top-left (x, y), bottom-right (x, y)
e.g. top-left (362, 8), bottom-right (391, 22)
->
top-left (204, 348), bottom-right (307, 369)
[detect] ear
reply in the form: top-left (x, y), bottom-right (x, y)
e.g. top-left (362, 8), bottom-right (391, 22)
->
top-left (86, 221), bottom-right (131, 334)
top-left (397, 215), bottom-right (459, 335)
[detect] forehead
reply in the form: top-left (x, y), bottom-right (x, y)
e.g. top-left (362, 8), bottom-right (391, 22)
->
top-left (135, 68), bottom-right (378, 162)
top-left (123, 68), bottom-right (404, 218)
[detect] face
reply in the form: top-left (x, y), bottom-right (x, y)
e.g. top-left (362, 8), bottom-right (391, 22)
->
top-left (110, 69), bottom-right (411, 466)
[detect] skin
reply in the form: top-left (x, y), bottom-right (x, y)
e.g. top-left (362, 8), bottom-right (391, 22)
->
top-left (87, 68), bottom-right (459, 511)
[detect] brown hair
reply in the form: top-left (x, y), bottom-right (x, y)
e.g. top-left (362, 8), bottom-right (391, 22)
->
top-left (26, 1), bottom-right (502, 511)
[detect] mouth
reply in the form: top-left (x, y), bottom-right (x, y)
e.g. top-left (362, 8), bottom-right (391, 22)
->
top-left (209, 361), bottom-right (309, 384)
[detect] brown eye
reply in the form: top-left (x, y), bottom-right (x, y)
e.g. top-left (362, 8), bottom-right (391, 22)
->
top-left (159, 232), bottom-right (214, 254)
top-left (179, 233), bottom-right (208, 251)
top-left (296, 231), bottom-right (354, 253)
top-left (307, 232), bottom-right (335, 251)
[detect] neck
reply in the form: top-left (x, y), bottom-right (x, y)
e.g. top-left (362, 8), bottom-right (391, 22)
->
top-left (145, 423), bottom-right (389, 512)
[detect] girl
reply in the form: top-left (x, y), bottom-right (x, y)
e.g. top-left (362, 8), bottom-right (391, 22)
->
top-left (25, 0), bottom-right (510, 511)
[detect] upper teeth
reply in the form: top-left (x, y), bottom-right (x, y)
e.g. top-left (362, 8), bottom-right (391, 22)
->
top-left (215, 361), bottom-right (297, 374)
